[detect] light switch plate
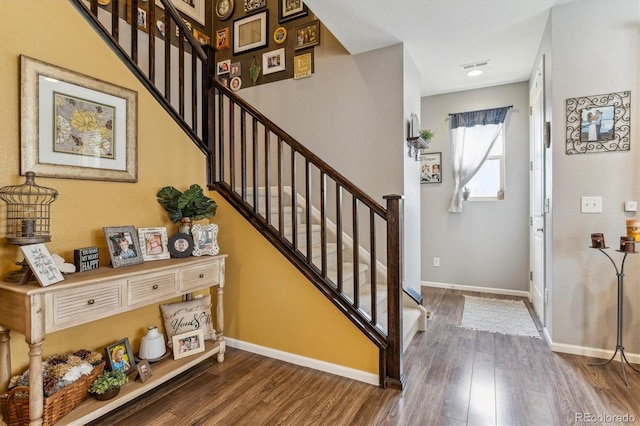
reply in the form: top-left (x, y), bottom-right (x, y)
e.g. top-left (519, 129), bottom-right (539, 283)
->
top-left (581, 196), bottom-right (602, 213)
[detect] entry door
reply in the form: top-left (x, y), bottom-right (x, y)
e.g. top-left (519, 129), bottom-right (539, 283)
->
top-left (530, 56), bottom-right (545, 326)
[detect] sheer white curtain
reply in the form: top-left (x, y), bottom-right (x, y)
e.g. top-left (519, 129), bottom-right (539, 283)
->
top-left (448, 107), bottom-right (510, 212)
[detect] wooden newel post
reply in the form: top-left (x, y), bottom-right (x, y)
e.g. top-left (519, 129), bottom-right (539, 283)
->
top-left (384, 194), bottom-right (406, 390)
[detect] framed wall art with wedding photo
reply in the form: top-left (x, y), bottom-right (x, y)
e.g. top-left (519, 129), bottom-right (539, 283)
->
top-left (233, 11), bottom-right (268, 54)
top-left (138, 227), bottom-right (170, 261)
top-left (420, 152), bottom-right (442, 184)
top-left (565, 90), bottom-right (630, 154)
top-left (104, 225), bottom-right (144, 268)
top-left (20, 55), bottom-right (138, 182)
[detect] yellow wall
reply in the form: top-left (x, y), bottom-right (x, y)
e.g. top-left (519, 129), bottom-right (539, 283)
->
top-left (0, 0), bottom-right (377, 376)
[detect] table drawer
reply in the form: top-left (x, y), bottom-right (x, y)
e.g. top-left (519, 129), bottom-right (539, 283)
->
top-left (48, 281), bottom-right (124, 330)
top-left (180, 262), bottom-right (220, 292)
top-left (128, 271), bottom-right (178, 305)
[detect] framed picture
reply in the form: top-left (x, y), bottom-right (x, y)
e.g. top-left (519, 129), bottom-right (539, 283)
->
top-left (171, 0), bottom-right (205, 25)
top-left (126, 0), bottom-right (150, 32)
top-left (136, 359), bottom-right (152, 383)
top-left (104, 226), bottom-right (144, 268)
top-left (138, 227), bottom-right (170, 261)
top-left (243, 0), bottom-right (266, 13)
top-left (233, 11), bottom-right (268, 55)
top-left (273, 26), bottom-right (287, 44)
top-left (294, 53), bottom-right (312, 79)
top-left (566, 91), bottom-right (630, 154)
top-left (420, 152), bottom-right (442, 184)
top-left (193, 28), bottom-right (210, 45)
top-left (215, 0), bottom-right (234, 20)
top-left (20, 243), bottom-right (64, 287)
top-left (217, 59), bottom-right (231, 75)
top-left (230, 76), bottom-right (242, 91)
top-left (279, 0), bottom-right (308, 23)
top-left (20, 56), bottom-right (137, 183)
top-left (215, 27), bottom-right (230, 50)
top-left (168, 233), bottom-right (194, 258)
top-left (105, 338), bottom-right (136, 375)
top-left (172, 329), bottom-right (205, 360)
top-left (263, 48), bottom-right (286, 75)
top-left (191, 224), bottom-right (220, 256)
top-left (294, 19), bottom-right (320, 50)
top-left (230, 62), bottom-right (242, 77)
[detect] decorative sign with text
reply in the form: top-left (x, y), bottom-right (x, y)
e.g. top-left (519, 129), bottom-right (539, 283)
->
top-left (74, 246), bottom-right (100, 272)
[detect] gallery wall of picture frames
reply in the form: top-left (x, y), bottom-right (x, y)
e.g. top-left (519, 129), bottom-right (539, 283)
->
top-left (214, 0), bottom-right (319, 90)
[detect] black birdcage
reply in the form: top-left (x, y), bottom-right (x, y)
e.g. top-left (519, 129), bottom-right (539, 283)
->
top-left (0, 172), bottom-right (58, 246)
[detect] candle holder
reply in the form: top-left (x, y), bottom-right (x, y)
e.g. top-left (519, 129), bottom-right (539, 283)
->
top-left (589, 236), bottom-right (640, 388)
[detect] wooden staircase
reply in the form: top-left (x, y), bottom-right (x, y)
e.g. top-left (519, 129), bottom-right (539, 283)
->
top-left (69, 0), bottom-right (426, 388)
top-left (248, 186), bottom-right (427, 350)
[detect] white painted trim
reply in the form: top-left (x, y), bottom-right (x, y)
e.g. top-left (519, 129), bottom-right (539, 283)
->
top-left (551, 341), bottom-right (640, 365)
top-left (421, 280), bottom-right (530, 298)
top-left (225, 337), bottom-right (380, 386)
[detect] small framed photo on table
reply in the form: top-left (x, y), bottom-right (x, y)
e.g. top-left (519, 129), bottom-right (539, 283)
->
top-left (136, 359), bottom-right (152, 382)
top-left (172, 329), bottom-right (205, 360)
top-left (105, 338), bottom-right (136, 375)
top-left (138, 227), bottom-right (170, 261)
top-left (191, 224), bottom-right (220, 256)
top-left (104, 226), bottom-right (144, 268)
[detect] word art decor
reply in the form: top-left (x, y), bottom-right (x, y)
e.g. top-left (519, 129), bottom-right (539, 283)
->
top-left (565, 91), bottom-right (630, 154)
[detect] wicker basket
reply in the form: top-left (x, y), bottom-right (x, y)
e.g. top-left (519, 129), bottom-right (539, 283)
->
top-left (0, 362), bottom-right (105, 426)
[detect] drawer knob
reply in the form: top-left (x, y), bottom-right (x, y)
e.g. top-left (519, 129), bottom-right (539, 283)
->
top-left (87, 299), bottom-right (95, 305)
top-left (199, 274), bottom-right (204, 279)
top-left (152, 284), bottom-right (159, 290)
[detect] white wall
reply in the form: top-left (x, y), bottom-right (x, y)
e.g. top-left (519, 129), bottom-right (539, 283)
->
top-left (550, 0), bottom-right (640, 355)
top-left (420, 82), bottom-right (531, 292)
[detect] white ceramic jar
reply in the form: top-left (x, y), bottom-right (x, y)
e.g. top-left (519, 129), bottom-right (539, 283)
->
top-left (139, 325), bottom-right (166, 360)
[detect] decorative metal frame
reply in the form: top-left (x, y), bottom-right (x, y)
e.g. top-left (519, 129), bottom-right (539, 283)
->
top-left (565, 91), bottom-right (630, 154)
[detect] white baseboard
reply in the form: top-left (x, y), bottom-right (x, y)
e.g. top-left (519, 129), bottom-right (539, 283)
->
top-left (551, 341), bottom-right (640, 364)
top-left (225, 337), bottom-right (379, 386)
top-left (421, 280), bottom-right (530, 298)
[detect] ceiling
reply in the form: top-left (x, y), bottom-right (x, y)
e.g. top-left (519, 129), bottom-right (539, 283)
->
top-left (304, 0), bottom-right (578, 97)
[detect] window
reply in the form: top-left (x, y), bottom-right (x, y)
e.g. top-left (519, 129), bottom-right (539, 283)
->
top-left (465, 128), bottom-right (505, 200)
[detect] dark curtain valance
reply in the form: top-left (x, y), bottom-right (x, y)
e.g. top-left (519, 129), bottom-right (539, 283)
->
top-left (450, 106), bottom-right (511, 129)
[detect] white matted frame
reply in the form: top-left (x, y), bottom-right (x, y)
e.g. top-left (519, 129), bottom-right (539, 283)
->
top-left (172, 329), bottom-right (205, 360)
top-left (233, 11), bottom-right (268, 54)
top-left (20, 55), bottom-right (138, 182)
top-left (420, 152), bottom-right (442, 184)
top-left (171, 0), bottom-right (205, 25)
top-left (191, 223), bottom-right (220, 256)
top-left (138, 227), bottom-right (170, 261)
top-left (263, 48), bottom-right (285, 75)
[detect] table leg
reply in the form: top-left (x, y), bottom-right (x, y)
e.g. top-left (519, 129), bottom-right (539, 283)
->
top-left (0, 327), bottom-right (10, 393)
top-left (28, 341), bottom-right (44, 426)
top-left (216, 285), bottom-right (225, 362)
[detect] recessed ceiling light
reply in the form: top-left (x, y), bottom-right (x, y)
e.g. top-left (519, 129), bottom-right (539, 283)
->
top-left (467, 69), bottom-right (483, 77)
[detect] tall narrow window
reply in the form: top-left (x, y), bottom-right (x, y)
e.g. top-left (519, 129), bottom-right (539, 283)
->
top-left (448, 106), bottom-right (510, 212)
top-left (465, 127), bottom-right (505, 200)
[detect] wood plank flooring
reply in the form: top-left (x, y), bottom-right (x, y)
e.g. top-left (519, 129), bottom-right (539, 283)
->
top-left (89, 287), bottom-right (640, 425)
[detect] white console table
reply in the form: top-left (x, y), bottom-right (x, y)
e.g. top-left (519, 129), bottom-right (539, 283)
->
top-left (0, 255), bottom-right (226, 425)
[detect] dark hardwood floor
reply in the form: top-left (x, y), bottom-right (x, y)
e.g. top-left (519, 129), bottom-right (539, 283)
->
top-left (89, 287), bottom-right (640, 425)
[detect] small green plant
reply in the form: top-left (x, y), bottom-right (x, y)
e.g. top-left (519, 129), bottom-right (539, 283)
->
top-left (157, 184), bottom-right (217, 223)
top-left (89, 370), bottom-right (128, 395)
top-left (419, 129), bottom-right (434, 141)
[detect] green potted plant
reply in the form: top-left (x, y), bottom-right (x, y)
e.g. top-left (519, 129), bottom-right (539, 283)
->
top-left (157, 184), bottom-right (217, 233)
top-left (89, 369), bottom-right (128, 401)
top-left (419, 129), bottom-right (434, 145)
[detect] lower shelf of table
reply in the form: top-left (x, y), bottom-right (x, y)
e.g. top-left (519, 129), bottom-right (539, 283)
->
top-left (62, 340), bottom-right (224, 425)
